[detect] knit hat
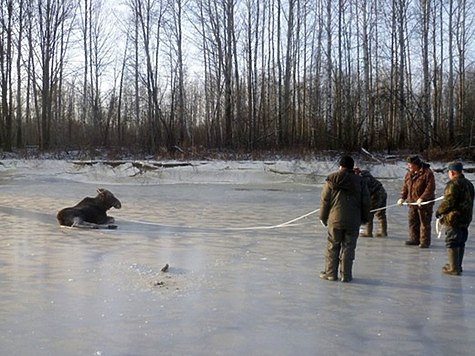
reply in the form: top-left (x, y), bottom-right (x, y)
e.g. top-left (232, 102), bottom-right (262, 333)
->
top-left (407, 155), bottom-right (422, 166)
top-left (339, 155), bottom-right (354, 169)
top-left (447, 161), bottom-right (463, 172)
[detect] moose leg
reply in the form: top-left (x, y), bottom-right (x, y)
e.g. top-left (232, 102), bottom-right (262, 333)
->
top-left (72, 220), bottom-right (117, 229)
top-left (71, 218), bottom-right (99, 229)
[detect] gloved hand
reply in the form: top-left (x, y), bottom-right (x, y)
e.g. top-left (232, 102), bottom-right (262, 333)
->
top-left (320, 220), bottom-right (327, 227)
top-left (416, 198), bottom-right (423, 207)
top-left (397, 198), bottom-right (404, 205)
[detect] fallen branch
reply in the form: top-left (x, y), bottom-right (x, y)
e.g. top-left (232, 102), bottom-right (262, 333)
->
top-left (361, 148), bottom-right (384, 164)
top-left (71, 160), bottom-right (194, 171)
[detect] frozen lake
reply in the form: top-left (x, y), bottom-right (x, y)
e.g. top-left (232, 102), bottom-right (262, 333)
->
top-left (0, 159), bottom-right (474, 355)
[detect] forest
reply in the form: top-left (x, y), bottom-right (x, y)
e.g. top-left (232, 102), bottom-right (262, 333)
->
top-left (0, 0), bottom-right (474, 156)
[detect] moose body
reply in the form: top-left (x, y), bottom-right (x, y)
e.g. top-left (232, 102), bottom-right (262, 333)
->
top-left (57, 189), bottom-right (122, 229)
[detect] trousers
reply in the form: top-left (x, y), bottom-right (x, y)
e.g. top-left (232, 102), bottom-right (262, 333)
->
top-left (325, 225), bottom-right (359, 277)
top-left (408, 204), bottom-right (433, 245)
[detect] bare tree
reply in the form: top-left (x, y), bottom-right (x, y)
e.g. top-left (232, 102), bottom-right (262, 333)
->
top-left (87, 0), bottom-right (114, 145)
top-left (15, 0), bottom-right (26, 148)
top-left (129, 0), bottom-right (169, 151)
top-left (2, 0), bottom-right (474, 154)
top-left (168, 0), bottom-right (187, 148)
top-left (324, 0), bottom-right (333, 148)
top-left (431, 0), bottom-right (442, 145)
top-left (117, 33), bottom-right (130, 144)
top-left (244, 0), bottom-right (260, 148)
top-left (447, 0), bottom-right (455, 142)
top-left (223, 0), bottom-right (234, 147)
top-left (419, 0), bottom-right (432, 148)
top-left (361, 0), bottom-right (372, 147)
top-left (33, 0), bottom-right (75, 150)
top-left (0, 0), bottom-right (14, 151)
top-left (282, 0), bottom-right (294, 147)
top-left (455, 0), bottom-right (470, 145)
top-left (396, 0), bottom-right (408, 149)
top-left (80, 0), bottom-right (89, 138)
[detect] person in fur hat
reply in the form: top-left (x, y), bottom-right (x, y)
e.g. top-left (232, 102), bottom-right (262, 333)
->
top-left (398, 155), bottom-right (436, 248)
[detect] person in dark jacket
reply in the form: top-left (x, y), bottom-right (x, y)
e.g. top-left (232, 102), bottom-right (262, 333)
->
top-left (354, 167), bottom-right (388, 237)
top-left (436, 161), bottom-right (474, 275)
top-left (319, 155), bottom-right (371, 282)
top-left (398, 155), bottom-right (436, 248)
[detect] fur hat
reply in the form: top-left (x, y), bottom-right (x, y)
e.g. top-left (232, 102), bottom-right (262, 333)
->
top-left (339, 155), bottom-right (354, 169)
top-left (447, 161), bottom-right (463, 172)
top-left (407, 155), bottom-right (422, 166)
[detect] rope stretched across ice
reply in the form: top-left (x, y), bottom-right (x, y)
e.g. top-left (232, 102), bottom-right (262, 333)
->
top-left (121, 196), bottom-right (444, 232)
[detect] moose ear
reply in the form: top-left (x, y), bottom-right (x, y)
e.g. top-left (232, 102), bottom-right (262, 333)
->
top-left (97, 188), bottom-right (105, 194)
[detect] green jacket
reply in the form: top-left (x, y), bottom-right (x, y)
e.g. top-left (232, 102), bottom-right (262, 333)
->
top-left (320, 168), bottom-right (370, 230)
top-left (437, 174), bottom-right (474, 227)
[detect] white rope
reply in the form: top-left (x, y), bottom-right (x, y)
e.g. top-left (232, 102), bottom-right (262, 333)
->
top-left (402, 196), bottom-right (443, 206)
top-left (225, 208), bottom-right (320, 231)
top-left (370, 203), bottom-right (400, 213)
top-left (370, 196), bottom-right (444, 212)
top-left (119, 196), bottom-right (445, 232)
top-left (230, 195), bottom-right (445, 230)
top-left (436, 218), bottom-right (444, 239)
top-left (118, 209), bottom-right (320, 231)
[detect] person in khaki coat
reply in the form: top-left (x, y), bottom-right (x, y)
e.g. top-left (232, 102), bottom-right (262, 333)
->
top-left (319, 156), bottom-right (370, 283)
top-left (398, 155), bottom-right (436, 248)
top-left (436, 161), bottom-right (474, 275)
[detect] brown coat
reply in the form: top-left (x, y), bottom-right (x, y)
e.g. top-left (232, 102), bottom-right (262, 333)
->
top-left (399, 163), bottom-right (435, 204)
top-left (320, 169), bottom-right (371, 230)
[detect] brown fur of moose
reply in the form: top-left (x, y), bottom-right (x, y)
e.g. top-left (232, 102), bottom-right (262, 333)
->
top-left (57, 188), bottom-right (122, 229)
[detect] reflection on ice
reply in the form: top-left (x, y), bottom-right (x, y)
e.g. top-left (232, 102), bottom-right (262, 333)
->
top-left (0, 159), bottom-right (474, 355)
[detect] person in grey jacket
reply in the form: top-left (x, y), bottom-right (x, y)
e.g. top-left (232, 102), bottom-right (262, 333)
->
top-left (354, 167), bottom-right (388, 237)
top-left (319, 156), bottom-right (371, 282)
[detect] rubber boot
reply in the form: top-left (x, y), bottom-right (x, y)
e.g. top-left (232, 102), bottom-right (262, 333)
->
top-left (459, 246), bottom-right (465, 273)
top-left (340, 258), bottom-right (353, 282)
top-left (375, 218), bottom-right (387, 237)
top-left (320, 249), bottom-right (338, 281)
top-left (359, 221), bottom-right (373, 238)
top-left (442, 248), bottom-right (460, 275)
top-left (319, 271), bottom-right (338, 281)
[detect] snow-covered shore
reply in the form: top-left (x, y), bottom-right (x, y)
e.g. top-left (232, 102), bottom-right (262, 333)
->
top-left (1, 156), bottom-right (460, 184)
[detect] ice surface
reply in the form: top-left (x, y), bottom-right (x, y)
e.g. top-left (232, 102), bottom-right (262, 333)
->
top-left (0, 159), bottom-right (474, 355)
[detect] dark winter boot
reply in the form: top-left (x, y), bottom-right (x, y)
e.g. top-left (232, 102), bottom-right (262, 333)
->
top-left (375, 218), bottom-right (387, 237)
top-left (442, 248), bottom-right (461, 276)
top-left (340, 258), bottom-right (353, 282)
top-left (359, 221), bottom-right (373, 238)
